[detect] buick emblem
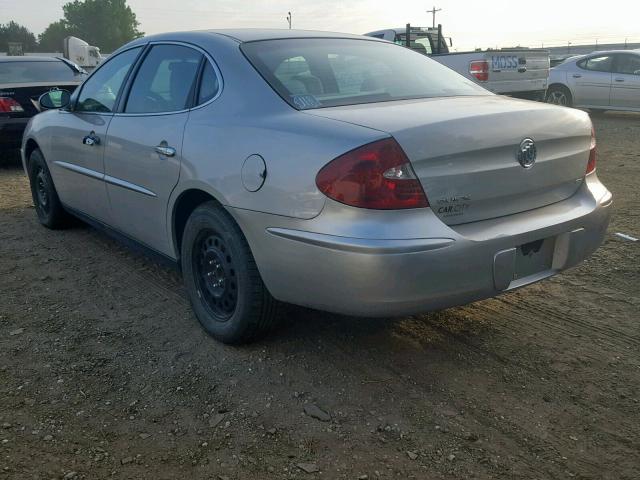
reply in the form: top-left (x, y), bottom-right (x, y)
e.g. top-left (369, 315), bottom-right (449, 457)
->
top-left (517, 138), bottom-right (537, 168)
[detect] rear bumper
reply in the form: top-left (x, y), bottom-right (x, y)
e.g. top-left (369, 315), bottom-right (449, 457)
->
top-left (504, 89), bottom-right (547, 101)
top-left (486, 78), bottom-right (548, 96)
top-left (230, 174), bottom-right (611, 317)
top-left (0, 116), bottom-right (29, 149)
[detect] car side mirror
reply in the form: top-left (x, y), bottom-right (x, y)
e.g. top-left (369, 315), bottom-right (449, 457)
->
top-left (39, 89), bottom-right (71, 110)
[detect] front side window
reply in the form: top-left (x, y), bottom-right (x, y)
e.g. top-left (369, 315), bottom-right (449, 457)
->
top-left (242, 38), bottom-right (487, 110)
top-left (125, 44), bottom-right (202, 114)
top-left (76, 47), bottom-right (141, 113)
top-left (0, 61), bottom-right (82, 84)
top-left (578, 55), bottom-right (613, 73)
top-left (614, 54), bottom-right (640, 75)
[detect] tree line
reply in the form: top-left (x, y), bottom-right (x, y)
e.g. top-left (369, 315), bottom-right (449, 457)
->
top-left (0, 0), bottom-right (143, 53)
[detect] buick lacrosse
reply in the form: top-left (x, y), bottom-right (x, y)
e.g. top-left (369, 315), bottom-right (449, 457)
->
top-left (22, 30), bottom-right (612, 343)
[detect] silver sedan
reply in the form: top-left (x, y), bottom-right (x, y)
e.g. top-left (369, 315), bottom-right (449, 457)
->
top-left (22, 30), bottom-right (612, 343)
top-left (547, 49), bottom-right (640, 112)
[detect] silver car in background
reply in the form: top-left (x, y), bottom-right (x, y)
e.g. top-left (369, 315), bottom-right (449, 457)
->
top-left (547, 49), bottom-right (640, 112)
top-left (22, 30), bottom-right (612, 344)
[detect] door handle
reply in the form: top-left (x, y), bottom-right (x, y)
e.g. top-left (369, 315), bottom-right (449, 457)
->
top-left (614, 78), bottom-right (625, 82)
top-left (155, 144), bottom-right (176, 157)
top-left (572, 74), bottom-right (582, 78)
top-left (82, 131), bottom-right (100, 146)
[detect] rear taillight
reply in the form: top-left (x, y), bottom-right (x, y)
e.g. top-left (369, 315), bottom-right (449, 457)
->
top-left (586, 126), bottom-right (597, 174)
top-left (469, 60), bottom-right (489, 82)
top-left (315, 138), bottom-right (429, 209)
top-left (0, 97), bottom-right (24, 113)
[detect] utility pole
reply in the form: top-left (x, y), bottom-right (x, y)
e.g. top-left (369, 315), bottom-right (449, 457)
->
top-left (426, 5), bottom-right (442, 28)
top-left (286, 12), bottom-right (292, 29)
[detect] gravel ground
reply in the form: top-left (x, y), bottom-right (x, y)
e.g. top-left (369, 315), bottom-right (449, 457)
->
top-left (0, 113), bottom-right (639, 480)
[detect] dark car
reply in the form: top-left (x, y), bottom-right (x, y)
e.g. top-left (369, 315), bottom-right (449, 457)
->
top-left (0, 56), bottom-right (86, 152)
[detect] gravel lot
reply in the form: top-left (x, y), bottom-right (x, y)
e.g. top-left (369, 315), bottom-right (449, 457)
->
top-left (1, 113), bottom-right (639, 480)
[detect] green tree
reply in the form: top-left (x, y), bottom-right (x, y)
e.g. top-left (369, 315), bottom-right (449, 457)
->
top-left (0, 21), bottom-right (38, 52)
top-left (63, 0), bottom-right (143, 52)
top-left (38, 21), bottom-right (72, 52)
top-left (39, 0), bottom-right (143, 53)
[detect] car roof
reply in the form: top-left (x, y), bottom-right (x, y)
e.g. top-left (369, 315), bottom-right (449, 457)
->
top-left (207, 29), bottom-right (383, 43)
top-left (0, 56), bottom-right (64, 62)
top-left (132, 28), bottom-right (384, 45)
top-left (578, 49), bottom-right (640, 57)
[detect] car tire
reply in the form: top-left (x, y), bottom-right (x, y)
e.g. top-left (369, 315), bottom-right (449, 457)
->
top-left (181, 201), bottom-right (280, 344)
top-left (546, 85), bottom-right (572, 107)
top-left (28, 149), bottom-right (70, 229)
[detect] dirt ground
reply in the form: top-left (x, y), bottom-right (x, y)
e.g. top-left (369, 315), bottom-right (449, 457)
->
top-left (1, 113), bottom-right (639, 480)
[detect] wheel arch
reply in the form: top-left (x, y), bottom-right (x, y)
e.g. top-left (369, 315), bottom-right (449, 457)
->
top-left (170, 185), bottom-right (228, 261)
top-left (23, 137), bottom-right (40, 172)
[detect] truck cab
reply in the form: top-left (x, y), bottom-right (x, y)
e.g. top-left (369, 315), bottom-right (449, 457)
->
top-left (365, 27), bottom-right (549, 101)
top-left (366, 27), bottom-right (451, 55)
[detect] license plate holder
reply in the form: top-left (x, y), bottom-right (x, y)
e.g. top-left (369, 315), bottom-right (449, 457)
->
top-left (514, 237), bottom-right (555, 280)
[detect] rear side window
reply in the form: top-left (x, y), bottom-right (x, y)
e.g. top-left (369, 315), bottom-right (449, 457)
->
top-left (614, 54), bottom-right (640, 75)
top-left (197, 60), bottom-right (220, 104)
top-left (76, 47), bottom-right (141, 113)
top-left (0, 61), bottom-right (78, 84)
top-left (125, 44), bottom-right (202, 114)
top-left (395, 35), bottom-right (433, 54)
top-left (242, 38), bottom-right (487, 110)
top-left (578, 55), bottom-right (613, 73)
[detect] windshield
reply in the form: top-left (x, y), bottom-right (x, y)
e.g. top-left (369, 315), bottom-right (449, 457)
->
top-left (0, 60), bottom-right (82, 84)
top-left (241, 38), bottom-right (489, 110)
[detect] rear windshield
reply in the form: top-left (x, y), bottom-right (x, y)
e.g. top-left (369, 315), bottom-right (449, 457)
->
top-left (241, 38), bottom-right (488, 110)
top-left (0, 60), bottom-right (80, 84)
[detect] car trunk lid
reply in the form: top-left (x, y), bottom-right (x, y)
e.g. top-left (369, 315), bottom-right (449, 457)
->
top-left (0, 82), bottom-right (79, 117)
top-left (305, 95), bottom-right (591, 225)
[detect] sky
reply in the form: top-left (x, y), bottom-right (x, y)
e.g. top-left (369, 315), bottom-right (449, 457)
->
top-left (2, 0), bottom-right (639, 51)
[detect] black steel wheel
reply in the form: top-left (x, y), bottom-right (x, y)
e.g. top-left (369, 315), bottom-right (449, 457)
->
top-left (34, 166), bottom-right (51, 216)
top-left (181, 201), bottom-right (280, 344)
top-left (193, 231), bottom-right (238, 319)
top-left (28, 148), bottom-right (70, 229)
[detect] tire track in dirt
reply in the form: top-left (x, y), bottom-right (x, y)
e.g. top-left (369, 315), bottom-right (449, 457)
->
top-left (492, 301), bottom-right (640, 354)
top-left (60, 226), bottom-right (188, 310)
top-left (51, 215), bottom-right (638, 479)
top-left (318, 329), bottom-right (560, 479)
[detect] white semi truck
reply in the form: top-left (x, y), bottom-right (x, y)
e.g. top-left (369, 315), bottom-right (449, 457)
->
top-left (1, 36), bottom-right (103, 72)
top-left (63, 36), bottom-right (103, 71)
top-left (365, 26), bottom-right (550, 101)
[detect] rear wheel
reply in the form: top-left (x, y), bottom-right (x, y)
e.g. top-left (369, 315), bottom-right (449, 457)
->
top-left (181, 201), bottom-right (280, 344)
top-left (28, 149), bottom-right (70, 229)
top-left (546, 85), bottom-right (572, 107)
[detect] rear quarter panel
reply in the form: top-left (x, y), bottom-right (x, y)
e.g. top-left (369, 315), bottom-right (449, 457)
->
top-left (174, 35), bottom-right (388, 222)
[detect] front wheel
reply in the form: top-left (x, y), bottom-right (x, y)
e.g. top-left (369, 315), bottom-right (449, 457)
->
top-left (546, 85), bottom-right (572, 107)
top-left (181, 201), bottom-right (280, 344)
top-left (28, 149), bottom-right (70, 229)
